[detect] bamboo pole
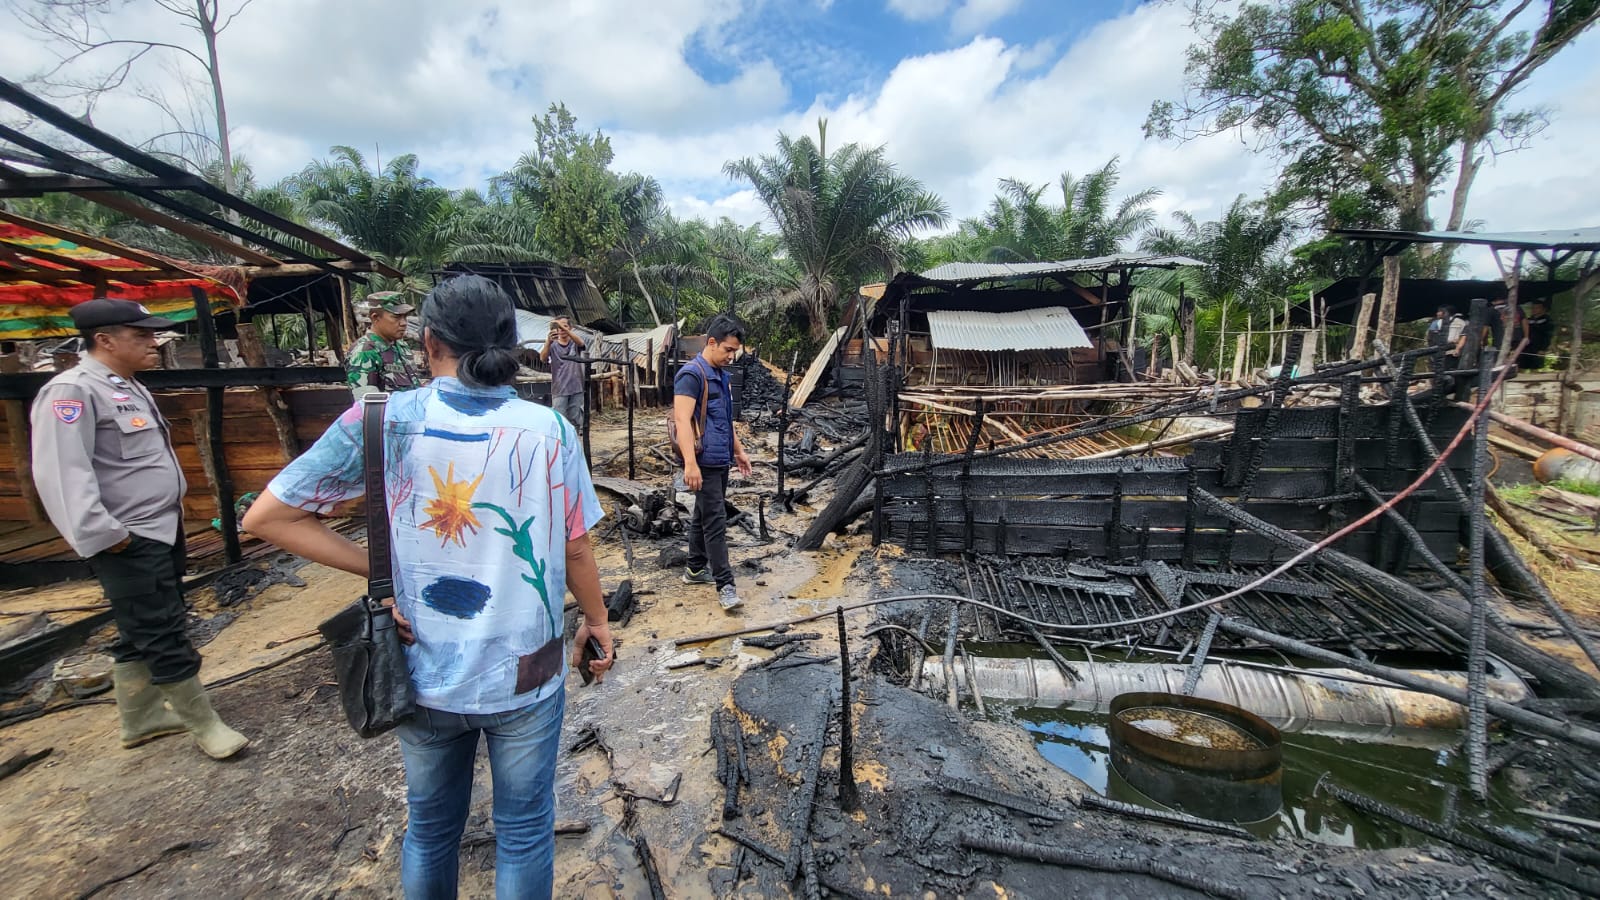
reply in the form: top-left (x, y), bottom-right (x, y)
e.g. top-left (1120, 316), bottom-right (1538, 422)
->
top-left (1074, 425), bottom-right (1234, 459)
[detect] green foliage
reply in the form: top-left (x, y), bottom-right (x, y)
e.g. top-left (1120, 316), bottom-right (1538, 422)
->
top-left (725, 119), bottom-right (948, 342)
top-left (495, 104), bottom-right (634, 275)
top-left (1495, 482), bottom-right (1540, 505)
top-left (1135, 195), bottom-right (1295, 361)
top-left (1555, 477), bottom-right (1600, 497)
top-left (952, 159), bottom-right (1159, 263)
top-left (1150, 1), bottom-right (1600, 276)
top-left (287, 146), bottom-right (456, 279)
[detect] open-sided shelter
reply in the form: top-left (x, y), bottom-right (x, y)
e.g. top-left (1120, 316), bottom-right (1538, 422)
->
top-left (0, 76), bottom-right (399, 579)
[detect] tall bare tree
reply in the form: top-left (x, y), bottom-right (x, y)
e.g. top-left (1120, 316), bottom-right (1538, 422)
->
top-left (14, 0), bottom-right (257, 197)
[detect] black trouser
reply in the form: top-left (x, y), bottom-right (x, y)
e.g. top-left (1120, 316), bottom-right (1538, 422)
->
top-left (687, 465), bottom-right (733, 589)
top-left (87, 531), bottom-right (200, 683)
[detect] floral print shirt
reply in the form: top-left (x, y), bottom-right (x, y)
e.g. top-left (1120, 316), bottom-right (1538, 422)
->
top-left (267, 377), bottom-right (603, 714)
top-left (345, 332), bottom-right (422, 397)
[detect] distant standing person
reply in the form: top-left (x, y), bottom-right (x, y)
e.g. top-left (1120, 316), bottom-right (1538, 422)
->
top-left (1486, 295), bottom-right (1524, 355)
top-left (31, 299), bottom-right (248, 760)
top-left (674, 314), bottom-right (752, 612)
top-left (539, 316), bottom-right (587, 430)
top-left (347, 290), bottom-right (423, 399)
top-left (1521, 300), bottom-right (1554, 370)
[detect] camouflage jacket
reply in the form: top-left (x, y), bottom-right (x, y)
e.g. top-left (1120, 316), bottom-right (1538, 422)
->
top-left (345, 332), bottom-right (422, 397)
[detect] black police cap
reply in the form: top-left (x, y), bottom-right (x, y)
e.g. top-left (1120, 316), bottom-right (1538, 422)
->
top-left (70, 298), bottom-right (181, 330)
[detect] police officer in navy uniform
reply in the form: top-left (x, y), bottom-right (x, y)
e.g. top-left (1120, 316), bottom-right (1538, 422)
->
top-left (31, 298), bottom-right (248, 760)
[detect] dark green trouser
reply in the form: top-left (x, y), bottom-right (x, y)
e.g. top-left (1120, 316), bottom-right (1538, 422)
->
top-left (88, 531), bottom-right (201, 683)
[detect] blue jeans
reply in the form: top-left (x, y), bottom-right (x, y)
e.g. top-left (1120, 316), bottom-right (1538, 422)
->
top-left (396, 691), bottom-right (566, 899)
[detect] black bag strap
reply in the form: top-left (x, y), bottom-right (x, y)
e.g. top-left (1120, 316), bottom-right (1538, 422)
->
top-left (363, 395), bottom-right (393, 601)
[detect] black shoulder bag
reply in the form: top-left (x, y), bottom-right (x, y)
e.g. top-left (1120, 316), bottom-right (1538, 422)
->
top-left (317, 394), bottom-right (417, 737)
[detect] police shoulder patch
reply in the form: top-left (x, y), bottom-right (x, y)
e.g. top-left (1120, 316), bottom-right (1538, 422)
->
top-left (52, 399), bottom-right (84, 424)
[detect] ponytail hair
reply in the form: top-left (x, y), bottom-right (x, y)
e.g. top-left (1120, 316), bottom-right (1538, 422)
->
top-left (457, 346), bottom-right (519, 387)
top-left (420, 275), bottom-right (520, 387)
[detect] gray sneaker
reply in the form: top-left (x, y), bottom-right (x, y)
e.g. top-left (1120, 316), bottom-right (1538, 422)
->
top-left (683, 567), bottom-right (715, 585)
top-left (717, 584), bottom-right (745, 612)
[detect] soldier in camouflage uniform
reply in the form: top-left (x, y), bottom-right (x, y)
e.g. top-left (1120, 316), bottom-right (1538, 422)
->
top-left (346, 291), bottom-right (423, 398)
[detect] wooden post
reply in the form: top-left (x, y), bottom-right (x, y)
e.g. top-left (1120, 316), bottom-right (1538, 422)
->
top-left (1244, 313), bottom-right (1253, 374)
top-left (302, 294), bottom-right (317, 362)
top-left (1562, 265), bottom-right (1599, 435)
top-left (190, 288), bottom-right (241, 563)
top-left (339, 277), bottom-right (359, 354)
top-left (1179, 282), bottom-right (1195, 367)
top-left (1213, 297), bottom-right (1229, 376)
top-left (1376, 254), bottom-right (1401, 354)
top-left (1319, 296), bottom-right (1330, 362)
top-left (1297, 328), bottom-right (1316, 376)
top-left (1493, 248), bottom-right (1527, 369)
top-left (625, 341), bottom-right (635, 481)
top-left (235, 321), bottom-right (301, 462)
top-left (1264, 307), bottom-right (1274, 365)
top-left (1351, 293), bottom-right (1377, 359)
top-left (3, 399), bottom-right (45, 522)
top-left (327, 313), bottom-right (347, 367)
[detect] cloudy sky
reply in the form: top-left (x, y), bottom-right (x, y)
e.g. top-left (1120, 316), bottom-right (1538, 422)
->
top-left (3, 0), bottom-right (1598, 272)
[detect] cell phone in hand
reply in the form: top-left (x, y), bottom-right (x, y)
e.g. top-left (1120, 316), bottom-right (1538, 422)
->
top-left (579, 635), bottom-right (608, 686)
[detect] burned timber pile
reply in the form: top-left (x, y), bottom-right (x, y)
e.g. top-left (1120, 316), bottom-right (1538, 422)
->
top-left (696, 332), bottom-right (1600, 897)
top-left (878, 357), bottom-right (1466, 568)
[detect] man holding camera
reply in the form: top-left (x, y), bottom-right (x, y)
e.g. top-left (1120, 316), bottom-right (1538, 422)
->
top-left (539, 316), bottom-right (587, 430)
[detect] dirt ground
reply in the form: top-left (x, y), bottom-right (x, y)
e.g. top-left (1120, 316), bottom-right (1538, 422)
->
top-left (0, 410), bottom-right (1597, 898)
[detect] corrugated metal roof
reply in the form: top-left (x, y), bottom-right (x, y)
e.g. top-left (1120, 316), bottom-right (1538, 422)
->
top-left (1333, 227), bottom-right (1600, 251)
top-left (926, 306), bottom-right (1092, 352)
top-left (919, 254), bottom-right (1202, 283)
top-left (514, 310), bottom-right (600, 351)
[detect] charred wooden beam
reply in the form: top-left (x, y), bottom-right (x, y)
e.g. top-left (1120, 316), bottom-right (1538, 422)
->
top-left (191, 290), bottom-right (239, 564)
top-left (1316, 779), bottom-right (1600, 895)
top-left (836, 607), bottom-right (859, 812)
top-left (783, 691), bottom-right (834, 882)
top-left (960, 832), bottom-right (1246, 899)
top-left (1192, 489), bottom-right (1600, 701)
top-left (1465, 354), bottom-right (1494, 799)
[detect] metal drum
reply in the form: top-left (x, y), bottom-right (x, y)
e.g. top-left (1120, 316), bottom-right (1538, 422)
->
top-left (1108, 691), bottom-right (1283, 823)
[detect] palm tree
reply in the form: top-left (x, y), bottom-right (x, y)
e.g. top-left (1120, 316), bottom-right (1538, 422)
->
top-left (436, 189), bottom-right (545, 264)
top-left (287, 146), bottom-right (456, 289)
top-left (1136, 195), bottom-right (1292, 369)
top-left (963, 158), bottom-right (1159, 263)
top-left (724, 120), bottom-right (948, 342)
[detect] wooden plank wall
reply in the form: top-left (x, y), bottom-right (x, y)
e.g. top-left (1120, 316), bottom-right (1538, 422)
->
top-left (880, 403), bottom-right (1473, 571)
top-left (1495, 373), bottom-right (1563, 433)
top-left (0, 386), bottom-right (350, 523)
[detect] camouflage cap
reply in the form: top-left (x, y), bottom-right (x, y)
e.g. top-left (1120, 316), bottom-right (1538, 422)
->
top-left (358, 291), bottom-right (416, 315)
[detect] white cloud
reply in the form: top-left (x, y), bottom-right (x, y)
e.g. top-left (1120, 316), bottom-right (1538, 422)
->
top-left (885, 0), bottom-right (950, 22)
top-left (950, 0), bottom-right (1024, 35)
top-left (2, 0), bottom-right (1596, 282)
